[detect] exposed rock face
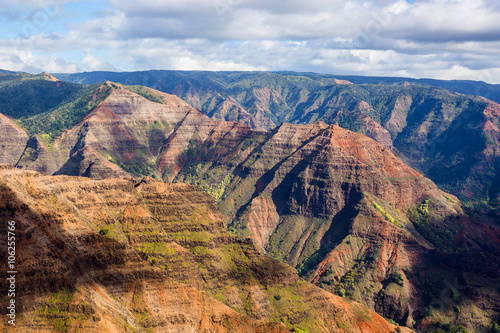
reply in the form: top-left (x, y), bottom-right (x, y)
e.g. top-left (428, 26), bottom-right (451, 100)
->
top-left (54, 71), bottom-right (500, 207)
top-left (16, 136), bottom-right (60, 175)
top-left (356, 112), bottom-right (393, 149)
top-left (179, 120), bottom-right (500, 329)
top-left (55, 145), bottom-right (132, 180)
top-left (385, 95), bottom-right (411, 137)
top-left (0, 113), bottom-right (28, 165)
top-left (424, 97), bottom-right (500, 205)
top-left (5, 84), bottom-right (254, 182)
top-left (0, 166), bottom-right (400, 332)
top-left (42, 72), bottom-right (59, 82)
top-left (0, 79), bottom-right (498, 330)
top-left (246, 196), bottom-right (280, 250)
top-left (334, 79), bottom-right (353, 85)
top-left (210, 121), bottom-right (458, 266)
top-left (6, 72), bottom-right (500, 206)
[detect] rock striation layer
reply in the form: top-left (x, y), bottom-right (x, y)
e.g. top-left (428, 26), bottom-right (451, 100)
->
top-left (0, 165), bottom-right (401, 332)
top-left (0, 113), bottom-right (28, 166)
top-left (54, 71), bottom-right (500, 207)
top-left (0, 79), bottom-right (498, 330)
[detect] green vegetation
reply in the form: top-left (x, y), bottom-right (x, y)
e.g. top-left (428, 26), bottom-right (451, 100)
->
top-left (128, 85), bottom-right (166, 104)
top-left (372, 201), bottom-right (402, 227)
top-left (99, 228), bottom-right (109, 236)
top-left (17, 83), bottom-right (112, 143)
top-left (137, 242), bottom-right (177, 255)
top-left (54, 70), bottom-right (500, 209)
top-left (337, 109), bottom-right (363, 132)
top-left (452, 288), bottom-right (461, 302)
top-left (173, 133), bottom-right (241, 202)
top-left (170, 230), bottom-right (214, 244)
top-left (267, 216), bottom-right (334, 271)
top-left (419, 278), bottom-right (443, 306)
top-left (386, 318), bottom-right (398, 325)
top-left (4, 71), bottom-right (498, 332)
top-left (407, 199), bottom-right (460, 252)
top-left (205, 174), bottom-right (233, 202)
top-left (37, 289), bottom-right (89, 332)
top-left (390, 272), bottom-right (404, 287)
top-left (292, 328), bottom-right (309, 333)
top-left (131, 283), bottom-right (154, 328)
top-left (330, 245), bottom-right (381, 300)
top-left (336, 319), bottom-right (350, 330)
top-left (444, 195), bottom-right (456, 203)
top-left (296, 247), bottom-right (329, 277)
top-left (111, 149), bottom-right (156, 178)
top-left (0, 73), bottom-right (86, 119)
top-left (263, 281), bottom-right (319, 332)
top-left (426, 322), bottom-right (470, 333)
top-left (47, 289), bottom-right (74, 308)
top-left (147, 120), bottom-right (171, 155)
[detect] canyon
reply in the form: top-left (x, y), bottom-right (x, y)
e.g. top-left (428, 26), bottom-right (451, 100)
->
top-left (0, 165), bottom-right (400, 332)
top-left (0, 71), bottom-right (499, 331)
top-left (56, 71), bottom-right (500, 207)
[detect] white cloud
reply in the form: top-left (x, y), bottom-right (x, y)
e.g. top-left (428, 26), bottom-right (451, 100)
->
top-left (82, 50), bottom-right (116, 71)
top-left (2, 0), bottom-right (500, 83)
top-left (105, 39), bottom-right (266, 71)
top-left (0, 46), bottom-right (79, 73)
top-left (384, 0), bottom-right (500, 42)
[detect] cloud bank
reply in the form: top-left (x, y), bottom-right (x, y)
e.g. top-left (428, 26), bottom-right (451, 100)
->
top-left (1, 0), bottom-right (500, 83)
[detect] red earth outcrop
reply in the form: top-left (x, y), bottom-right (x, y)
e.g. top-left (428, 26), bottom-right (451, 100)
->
top-left (0, 81), bottom-right (498, 331)
top-left (0, 165), bottom-right (402, 332)
top-left (0, 113), bottom-right (29, 166)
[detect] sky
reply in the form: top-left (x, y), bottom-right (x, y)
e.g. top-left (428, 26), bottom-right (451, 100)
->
top-left (2, 0), bottom-right (500, 83)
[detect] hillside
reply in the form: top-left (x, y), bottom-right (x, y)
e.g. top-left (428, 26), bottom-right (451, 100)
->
top-left (0, 165), bottom-right (401, 332)
top-left (0, 71), bottom-right (91, 121)
top-left (52, 70), bottom-right (500, 207)
top-left (0, 80), bottom-right (499, 330)
top-left (179, 121), bottom-right (500, 330)
top-left (55, 70), bottom-right (500, 106)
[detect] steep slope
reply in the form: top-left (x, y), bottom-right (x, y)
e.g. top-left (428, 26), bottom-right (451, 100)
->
top-left (0, 71), bottom-right (87, 120)
top-left (0, 165), bottom-right (400, 332)
top-left (0, 113), bottom-right (28, 165)
top-left (0, 72), bottom-right (113, 154)
top-left (173, 121), bottom-right (500, 330)
top-left (54, 70), bottom-right (500, 109)
top-left (291, 83), bottom-right (500, 207)
top-left (9, 82), bottom-right (254, 182)
top-left (423, 97), bottom-right (500, 206)
top-left (55, 71), bottom-right (334, 130)
top-left (301, 73), bottom-right (500, 105)
top-left (4, 70), bottom-right (496, 207)
top-left (1, 78), bottom-right (499, 330)
top-left (52, 70), bottom-right (500, 207)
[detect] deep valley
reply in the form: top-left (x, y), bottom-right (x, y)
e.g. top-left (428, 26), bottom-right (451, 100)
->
top-left (0, 71), bottom-right (499, 332)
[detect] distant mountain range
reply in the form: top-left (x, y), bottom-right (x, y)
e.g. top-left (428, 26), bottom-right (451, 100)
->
top-left (0, 71), bottom-right (499, 331)
top-left (56, 70), bottom-right (500, 105)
